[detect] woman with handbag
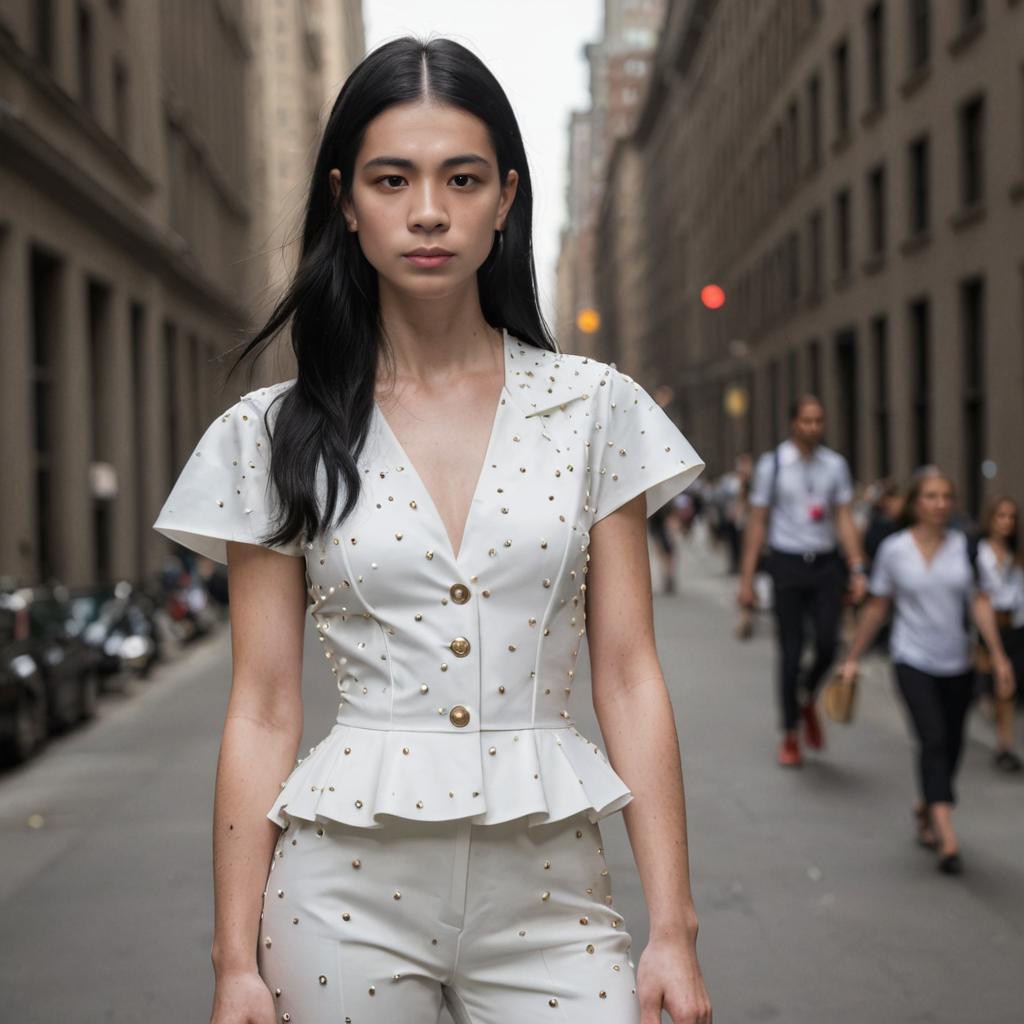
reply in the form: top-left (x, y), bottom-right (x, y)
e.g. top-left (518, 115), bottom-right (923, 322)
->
top-left (976, 496), bottom-right (1024, 772)
top-left (836, 468), bottom-right (1015, 875)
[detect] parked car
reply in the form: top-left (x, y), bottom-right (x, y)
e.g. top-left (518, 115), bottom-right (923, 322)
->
top-left (0, 592), bottom-right (48, 767)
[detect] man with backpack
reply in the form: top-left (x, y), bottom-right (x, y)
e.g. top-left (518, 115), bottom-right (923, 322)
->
top-left (738, 395), bottom-right (868, 767)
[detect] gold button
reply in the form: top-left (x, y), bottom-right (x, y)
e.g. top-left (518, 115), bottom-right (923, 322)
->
top-left (449, 636), bottom-right (471, 657)
top-left (449, 705), bottom-right (470, 727)
top-left (450, 583), bottom-right (471, 603)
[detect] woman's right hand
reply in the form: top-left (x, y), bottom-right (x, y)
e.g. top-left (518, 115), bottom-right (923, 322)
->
top-left (837, 657), bottom-right (859, 685)
top-left (210, 969), bottom-right (276, 1024)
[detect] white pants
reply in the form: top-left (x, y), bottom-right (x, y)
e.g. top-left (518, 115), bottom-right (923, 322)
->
top-left (257, 810), bottom-right (641, 1022)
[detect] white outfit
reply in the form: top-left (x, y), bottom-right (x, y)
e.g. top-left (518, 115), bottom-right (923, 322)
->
top-left (748, 440), bottom-right (854, 553)
top-left (868, 528), bottom-right (975, 675)
top-left (976, 539), bottom-right (1024, 627)
top-left (153, 330), bottom-right (704, 1020)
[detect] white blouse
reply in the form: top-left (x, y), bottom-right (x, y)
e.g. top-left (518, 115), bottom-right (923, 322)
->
top-left (868, 528), bottom-right (975, 676)
top-left (153, 329), bottom-right (705, 831)
top-left (977, 539), bottom-right (1024, 628)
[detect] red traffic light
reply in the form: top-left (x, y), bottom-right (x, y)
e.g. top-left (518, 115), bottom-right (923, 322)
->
top-left (701, 284), bottom-right (726, 310)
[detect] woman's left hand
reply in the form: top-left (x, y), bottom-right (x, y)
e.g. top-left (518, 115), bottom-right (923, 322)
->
top-left (993, 654), bottom-right (1016, 701)
top-left (636, 933), bottom-right (712, 1023)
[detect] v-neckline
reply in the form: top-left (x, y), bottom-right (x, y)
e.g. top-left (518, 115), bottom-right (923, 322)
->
top-left (372, 328), bottom-right (510, 565)
top-left (909, 528), bottom-right (949, 571)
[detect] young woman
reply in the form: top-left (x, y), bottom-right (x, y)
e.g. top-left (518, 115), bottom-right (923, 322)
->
top-left (976, 496), bottom-right (1024, 771)
top-left (838, 469), bottom-right (1015, 875)
top-left (154, 37), bottom-right (711, 1024)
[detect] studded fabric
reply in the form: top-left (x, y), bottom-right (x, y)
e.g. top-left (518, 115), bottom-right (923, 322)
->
top-left (153, 330), bottom-right (704, 831)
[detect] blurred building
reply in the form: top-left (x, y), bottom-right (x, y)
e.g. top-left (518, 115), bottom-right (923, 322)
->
top-left (556, 0), bottom-right (665, 355)
top-left (0, 1), bottom-right (364, 589)
top-left (569, 0), bottom-right (1024, 516)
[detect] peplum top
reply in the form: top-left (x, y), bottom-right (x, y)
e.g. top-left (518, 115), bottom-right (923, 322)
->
top-left (153, 330), bottom-right (705, 830)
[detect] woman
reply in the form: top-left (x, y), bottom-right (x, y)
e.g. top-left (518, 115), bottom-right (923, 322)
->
top-left (154, 37), bottom-right (711, 1024)
top-left (976, 496), bottom-right (1024, 771)
top-left (838, 469), bottom-right (1015, 875)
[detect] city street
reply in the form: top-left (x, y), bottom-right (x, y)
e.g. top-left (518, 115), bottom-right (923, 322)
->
top-left (0, 537), bottom-right (1022, 1022)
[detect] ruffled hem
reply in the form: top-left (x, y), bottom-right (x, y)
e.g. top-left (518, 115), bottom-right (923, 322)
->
top-left (265, 722), bottom-right (634, 830)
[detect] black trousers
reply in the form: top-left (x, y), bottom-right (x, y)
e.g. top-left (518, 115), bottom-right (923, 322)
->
top-left (894, 663), bottom-right (975, 805)
top-left (767, 549), bottom-right (847, 731)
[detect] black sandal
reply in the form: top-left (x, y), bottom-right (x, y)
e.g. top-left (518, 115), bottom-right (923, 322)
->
top-left (938, 851), bottom-right (964, 875)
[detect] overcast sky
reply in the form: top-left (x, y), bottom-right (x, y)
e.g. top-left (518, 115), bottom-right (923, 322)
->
top-left (363, 0), bottom-right (603, 326)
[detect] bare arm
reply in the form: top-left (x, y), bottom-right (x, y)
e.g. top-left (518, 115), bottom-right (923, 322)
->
top-left (738, 504), bottom-right (768, 601)
top-left (971, 591), bottom-right (1016, 699)
top-left (585, 492), bottom-right (711, 1022)
top-left (212, 542), bottom-right (307, 980)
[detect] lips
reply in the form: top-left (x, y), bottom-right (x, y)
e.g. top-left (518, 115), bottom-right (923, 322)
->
top-left (403, 250), bottom-right (454, 269)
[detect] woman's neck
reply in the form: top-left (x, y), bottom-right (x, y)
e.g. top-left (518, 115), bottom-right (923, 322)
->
top-left (912, 521), bottom-right (946, 542)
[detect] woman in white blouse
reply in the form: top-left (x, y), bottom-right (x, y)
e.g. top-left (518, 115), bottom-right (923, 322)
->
top-left (976, 497), bottom-right (1024, 772)
top-left (838, 468), bottom-right (1015, 875)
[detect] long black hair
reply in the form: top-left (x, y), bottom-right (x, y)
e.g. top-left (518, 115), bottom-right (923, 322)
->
top-left (227, 36), bottom-right (555, 551)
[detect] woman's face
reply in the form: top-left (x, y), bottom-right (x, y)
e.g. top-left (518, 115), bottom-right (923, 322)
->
top-left (991, 501), bottom-right (1018, 540)
top-left (335, 100), bottom-right (519, 302)
top-left (914, 475), bottom-right (954, 527)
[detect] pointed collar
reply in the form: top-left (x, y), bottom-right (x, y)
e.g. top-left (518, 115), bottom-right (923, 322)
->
top-left (503, 331), bottom-right (594, 418)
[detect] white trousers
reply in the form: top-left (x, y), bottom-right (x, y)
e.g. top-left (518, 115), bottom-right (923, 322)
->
top-left (257, 810), bottom-right (641, 1022)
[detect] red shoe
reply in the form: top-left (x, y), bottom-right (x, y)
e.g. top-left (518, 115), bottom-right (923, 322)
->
top-left (778, 735), bottom-right (802, 767)
top-left (802, 702), bottom-right (825, 750)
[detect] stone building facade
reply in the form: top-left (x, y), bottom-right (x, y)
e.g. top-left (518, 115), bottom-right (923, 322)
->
top-left (0, 1), bottom-right (364, 587)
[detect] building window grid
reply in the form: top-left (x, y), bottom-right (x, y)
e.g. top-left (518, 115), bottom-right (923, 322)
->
top-left (866, 2), bottom-right (885, 112)
top-left (909, 134), bottom-right (930, 235)
top-left (959, 94), bottom-right (985, 209)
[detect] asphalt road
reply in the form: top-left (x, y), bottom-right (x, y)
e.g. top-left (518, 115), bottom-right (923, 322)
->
top-left (0, 535), bottom-right (1021, 1022)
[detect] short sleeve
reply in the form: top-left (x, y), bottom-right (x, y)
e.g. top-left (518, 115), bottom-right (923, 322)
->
top-left (748, 452), bottom-right (775, 508)
top-left (152, 391), bottom-right (305, 565)
top-left (975, 542), bottom-right (999, 595)
top-left (833, 455), bottom-right (854, 505)
top-left (868, 535), bottom-right (897, 597)
top-left (589, 366), bottom-right (705, 525)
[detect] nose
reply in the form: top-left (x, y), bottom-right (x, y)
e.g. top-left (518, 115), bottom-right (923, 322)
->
top-left (407, 179), bottom-right (450, 233)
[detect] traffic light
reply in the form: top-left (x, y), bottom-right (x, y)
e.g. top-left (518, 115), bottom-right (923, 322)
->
top-left (576, 308), bottom-right (601, 334)
top-left (700, 284), bottom-right (726, 310)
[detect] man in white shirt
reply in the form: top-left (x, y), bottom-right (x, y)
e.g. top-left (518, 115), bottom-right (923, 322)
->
top-left (738, 396), bottom-right (868, 767)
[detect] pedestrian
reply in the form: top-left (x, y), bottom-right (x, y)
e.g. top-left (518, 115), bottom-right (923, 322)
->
top-left (737, 395), bottom-right (868, 767)
top-left (975, 496), bottom-right (1024, 772)
top-left (837, 468), bottom-right (1016, 874)
top-left (718, 454), bottom-right (754, 576)
top-left (153, 37), bottom-right (711, 1024)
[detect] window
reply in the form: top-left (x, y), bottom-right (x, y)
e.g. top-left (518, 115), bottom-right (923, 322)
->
top-left (866, 3), bottom-right (885, 111)
top-left (786, 350), bottom-right (800, 415)
top-left (808, 208), bottom-right (824, 299)
top-left (961, 277), bottom-right (985, 517)
top-left (807, 338), bottom-right (822, 397)
top-left (835, 330), bottom-right (859, 480)
top-left (787, 231), bottom-right (800, 305)
top-left (113, 58), bottom-right (130, 147)
top-left (908, 134), bottom-right (930, 235)
top-left (867, 164), bottom-right (886, 256)
top-left (36, 0), bottom-right (54, 69)
top-left (786, 100), bottom-right (800, 185)
top-left (962, 0), bottom-right (983, 27)
top-left (910, 0), bottom-right (930, 71)
top-left (835, 188), bottom-right (852, 280)
top-left (77, 2), bottom-right (94, 111)
top-left (832, 38), bottom-right (851, 141)
top-left (808, 73), bottom-right (822, 167)
top-left (959, 95), bottom-right (985, 208)
top-left (909, 298), bottom-right (931, 467)
top-left (768, 361), bottom-right (781, 442)
top-left (871, 316), bottom-right (890, 477)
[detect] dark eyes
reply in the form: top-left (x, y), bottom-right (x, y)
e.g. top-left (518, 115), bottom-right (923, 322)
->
top-left (375, 174), bottom-right (478, 190)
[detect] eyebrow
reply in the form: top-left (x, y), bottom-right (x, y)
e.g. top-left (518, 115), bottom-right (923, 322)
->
top-left (361, 153), bottom-right (492, 172)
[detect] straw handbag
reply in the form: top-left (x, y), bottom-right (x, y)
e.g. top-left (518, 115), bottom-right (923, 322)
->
top-left (822, 670), bottom-right (859, 724)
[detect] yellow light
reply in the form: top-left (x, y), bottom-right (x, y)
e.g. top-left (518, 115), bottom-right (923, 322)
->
top-left (724, 386), bottom-right (748, 418)
top-left (576, 308), bottom-right (601, 334)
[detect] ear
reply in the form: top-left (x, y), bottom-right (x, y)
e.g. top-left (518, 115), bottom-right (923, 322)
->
top-left (495, 168), bottom-right (519, 231)
top-left (331, 169), bottom-right (358, 231)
